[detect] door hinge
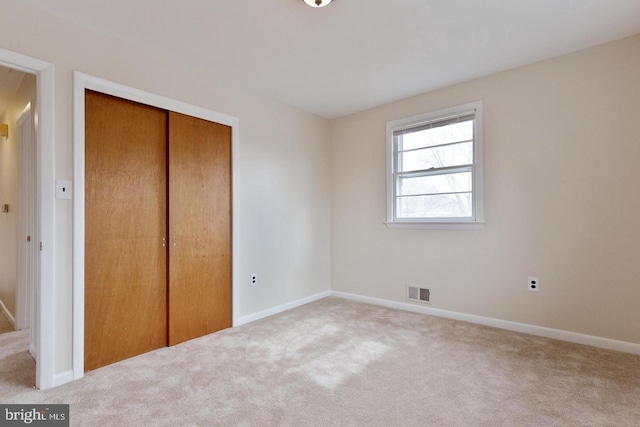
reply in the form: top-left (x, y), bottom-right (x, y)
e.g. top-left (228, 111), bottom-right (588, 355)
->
top-left (39, 242), bottom-right (43, 251)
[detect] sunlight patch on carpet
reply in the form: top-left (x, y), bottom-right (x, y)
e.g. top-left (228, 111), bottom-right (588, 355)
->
top-left (298, 339), bottom-right (389, 389)
top-left (247, 316), bottom-right (391, 389)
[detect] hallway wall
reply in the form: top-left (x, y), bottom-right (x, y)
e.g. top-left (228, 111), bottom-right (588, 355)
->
top-left (0, 72), bottom-right (36, 323)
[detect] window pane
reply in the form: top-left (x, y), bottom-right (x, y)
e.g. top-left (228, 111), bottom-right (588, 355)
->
top-left (399, 141), bottom-right (472, 172)
top-left (400, 119), bottom-right (473, 151)
top-left (396, 193), bottom-right (472, 218)
top-left (397, 171), bottom-right (471, 196)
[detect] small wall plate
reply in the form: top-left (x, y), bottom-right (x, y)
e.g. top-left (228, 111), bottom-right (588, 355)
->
top-left (55, 180), bottom-right (73, 200)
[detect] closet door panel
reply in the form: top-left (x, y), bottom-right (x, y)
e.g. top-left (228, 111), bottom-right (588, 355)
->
top-left (84, 91), bottom-right (168, 371)
top-left (168, 112), bottom-right (232, 346)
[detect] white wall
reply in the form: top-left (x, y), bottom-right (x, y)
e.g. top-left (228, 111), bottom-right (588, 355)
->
top-left (329, 34), bottom-right (640, 345)
top-left (0, 2), bottom-right (331, 376)
top-left (0, 72), bottom-right (36, 320)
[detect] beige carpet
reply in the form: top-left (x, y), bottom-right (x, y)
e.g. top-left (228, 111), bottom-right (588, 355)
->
top-left (0, 329), bottom-right (35, 396)
top-left (1, 297), bottom-right (639, 426)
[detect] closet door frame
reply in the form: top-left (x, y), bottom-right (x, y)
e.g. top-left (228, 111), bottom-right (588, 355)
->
top-left (72, 72), bottom-right (240, 381)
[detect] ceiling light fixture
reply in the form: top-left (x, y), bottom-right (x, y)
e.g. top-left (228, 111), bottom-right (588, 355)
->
top-left (303, 0), bottom-right (333, 8)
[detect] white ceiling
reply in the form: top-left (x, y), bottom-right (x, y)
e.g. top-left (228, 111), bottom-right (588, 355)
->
top-left (18, 0), bottom-right (640, 119)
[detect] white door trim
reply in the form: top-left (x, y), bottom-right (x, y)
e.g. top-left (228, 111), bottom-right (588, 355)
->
top-left (16, 101), bottom-right (36, 333)
top-left (72, 72), bottom-right (240, 381)
top-left (0, 48), bottom-right (56, 390)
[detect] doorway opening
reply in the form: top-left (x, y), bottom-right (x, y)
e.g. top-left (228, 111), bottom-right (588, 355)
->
top-left (0, 67), bottom-right (37, 391)
top-left (0, 48), bottom-right (55, 390)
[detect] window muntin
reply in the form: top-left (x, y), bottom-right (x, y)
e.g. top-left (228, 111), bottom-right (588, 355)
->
top-left (387, 102), bottom-right (483, 227)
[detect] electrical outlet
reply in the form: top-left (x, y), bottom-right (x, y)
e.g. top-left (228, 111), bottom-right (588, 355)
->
top-left (528, 277), bottom-right (539, 292)
top-left (250, 274), bottom-right (257, 286)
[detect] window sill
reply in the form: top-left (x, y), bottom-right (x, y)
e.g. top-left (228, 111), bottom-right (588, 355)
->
top-left (385, 221), bottom-right (485, 230)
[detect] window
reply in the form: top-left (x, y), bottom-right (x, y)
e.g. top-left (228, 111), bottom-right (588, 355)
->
top-left (386, 101), bottom-right (484, 229)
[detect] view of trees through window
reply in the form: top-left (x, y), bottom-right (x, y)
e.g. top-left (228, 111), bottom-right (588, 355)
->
top-left (395, 119), bottom-right (474, 218)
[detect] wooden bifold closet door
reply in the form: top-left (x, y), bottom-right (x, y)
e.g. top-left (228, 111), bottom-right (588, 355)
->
top-left (84, 91), bottom-right (232, 372)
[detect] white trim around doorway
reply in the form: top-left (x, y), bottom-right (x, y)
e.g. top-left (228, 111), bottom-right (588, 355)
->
top-left (72, 72), bottom-right (241, 382)
top-left (16, 101), bottom-right (36, 333)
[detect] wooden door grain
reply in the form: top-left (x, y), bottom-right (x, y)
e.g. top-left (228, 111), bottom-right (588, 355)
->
top-left (84, 91), bottom-right (168, 371)
top-left (168, 112), bottom-right (232, 346)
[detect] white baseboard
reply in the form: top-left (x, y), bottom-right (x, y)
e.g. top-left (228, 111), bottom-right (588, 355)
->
top-left (52, 370), bottom-right (74, 388)
top-left (331, 291), bottom-right (640, 355)
top-left (237, 291), bottom-right (332, 326)
top-left (0, 298), bottom-right (16, 330)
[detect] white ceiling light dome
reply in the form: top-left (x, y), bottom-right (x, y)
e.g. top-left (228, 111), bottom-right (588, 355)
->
top-left (303, 0), bottom-right (333, 8)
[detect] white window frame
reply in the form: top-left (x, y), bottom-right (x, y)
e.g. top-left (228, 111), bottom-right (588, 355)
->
top-left (386, 101), bottom-right (484, 230)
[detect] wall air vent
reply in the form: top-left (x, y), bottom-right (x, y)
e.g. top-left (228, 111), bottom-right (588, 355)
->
top-left (407, 286), bottom-right (431, 304)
